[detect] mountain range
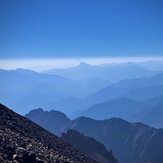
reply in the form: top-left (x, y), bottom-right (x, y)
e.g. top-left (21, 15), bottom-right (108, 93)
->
top-left (1, 60), bottom-right (163, 163)
top-left (25, 109), bottom-right (163, 163)
top-left (65, 117), bottom-right (163, 163)
top-left (0, 68), bottom-right (110, 114)
top-left (42, 61), bottom-right (157, 82)
top-left (0, 103), bottom-right (119, 163)
top-left (42, 72), bottom-right (163, 117)
top-left (78, 94), bottom-right (163, 128)
top-left (1, 61), bottom-right (162, 116)
top-left (36, 73), bottom-right (163, 118)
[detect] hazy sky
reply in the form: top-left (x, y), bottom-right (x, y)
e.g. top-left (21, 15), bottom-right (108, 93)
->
top-left (1, 57), bottom-right (163, 72)
top-left (0, 0), bottom-right (163, 59)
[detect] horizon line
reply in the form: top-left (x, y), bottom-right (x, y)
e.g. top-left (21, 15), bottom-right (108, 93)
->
top-left (0, 56), bottom-right (163, 72)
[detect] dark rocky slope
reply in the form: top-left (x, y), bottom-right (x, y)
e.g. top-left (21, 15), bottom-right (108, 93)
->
top-left (0, 104), bottom-right (96, 163)
top-left (62, 129), bottom-right (118, 163)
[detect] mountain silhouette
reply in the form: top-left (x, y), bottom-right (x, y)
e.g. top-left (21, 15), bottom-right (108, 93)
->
top-left (87, 72), bottom-right (163, 104)
top-left (1, 68), bottom-right (105, 114)
top-left (62, 129), bottom-right (118, 163)
top-left (76, 95), bottom-right (163, 128)
top-left (124, 85), bottom-right (163, 101)
top-left (79, 97), bottom-right (143, 120)
top-left (1, 66), bottom-right (162, 116)
top-left (61, 117), bottom-right (163, 163)
top-left (26, 109), bottom-right (163, 163)
top-left (129, 94), bottom-right (163, 128)
top-left (41, 72), bottom-right (163, 117)
top-left (25, 108), bottom-right (70, 135)
top-left (42, 62), bottom-right (156, 82)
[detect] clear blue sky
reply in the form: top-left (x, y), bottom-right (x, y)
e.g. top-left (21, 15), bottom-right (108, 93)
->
top-left (0, 0), bottom-right (163, 59)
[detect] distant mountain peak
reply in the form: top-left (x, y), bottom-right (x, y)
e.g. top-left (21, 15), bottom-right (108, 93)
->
top-left (26, 108), bottom-right (44, 115)
top-left (15, 68), bottom-right (38, 74)
top-left (25, 108), bottom-right (70, 135)
top-left (26, 108), bottom-right (69, 119)
top-left (77, 62), bottom-right (91, 68)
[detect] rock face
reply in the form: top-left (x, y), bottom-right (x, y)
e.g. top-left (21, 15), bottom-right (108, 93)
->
top-left (0, 104), bottom-right (96, 163)
top-left (25, 108), bottom-right (70, 135)
top-left (62, 129), bottom-right (118, 163)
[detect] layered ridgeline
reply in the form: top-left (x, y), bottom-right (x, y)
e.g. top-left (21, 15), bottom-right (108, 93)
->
top-left (78, 95), bottom-right (163, 128)
top-left (42, 61), bottom-right (156, 81)
top-left (0, 68), bottom-right (110, 115)
top-left (26, 93), bottom-right (163, 131)
top-left (26, 109), bottom-right (163, 163)
top-left (39, 72), bottom-right (163, 117)
top-left (0, 68), bottom-right (83, 115)
top-left (1, 61), bottom-right (162, 116)
top-left (0, 104), bottom-right (97, 163)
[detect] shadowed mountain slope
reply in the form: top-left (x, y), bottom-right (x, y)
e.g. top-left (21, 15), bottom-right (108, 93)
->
top-left (62, 129), bottom-right (118, 163)
top-left (78, 94), bottom-right (163, 128)
top-left (26, 108), bottom-right (163, 163)
top-left (62, 117), bottom-right (163, 163)
top-left (128, 95), bottom-right (163, 128)
top-left (124, 85), bottom-right (163, 101)
top-left (79, 97), bottom-right (143, 120)
top-left (25, 108), bottom-right (71, 135)
top-left (77, 95), bottom-right (163, 129)
top-left (87, 72), bottom-right (163, 104)
top-left (0, 104), bottom-right (96, 163)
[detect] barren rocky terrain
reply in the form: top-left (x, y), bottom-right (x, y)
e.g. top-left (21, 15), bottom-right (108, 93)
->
top-left (0, 104), bottom-right (97, 163)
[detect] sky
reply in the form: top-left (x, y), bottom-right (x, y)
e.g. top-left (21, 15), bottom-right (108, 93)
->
top-left (0, 0), bottom-right (163, 70)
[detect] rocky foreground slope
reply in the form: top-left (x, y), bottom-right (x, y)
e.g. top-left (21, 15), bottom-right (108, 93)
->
top-left (0, 104), bottom-right (96, 163)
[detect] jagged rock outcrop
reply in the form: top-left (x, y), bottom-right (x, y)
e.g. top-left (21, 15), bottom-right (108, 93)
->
top-left (0, 104), bottom-right (97, 163)
top-left (62, 129), bottom-right (118, 163)
top-left (25, 108), bottom-right (70, 135)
